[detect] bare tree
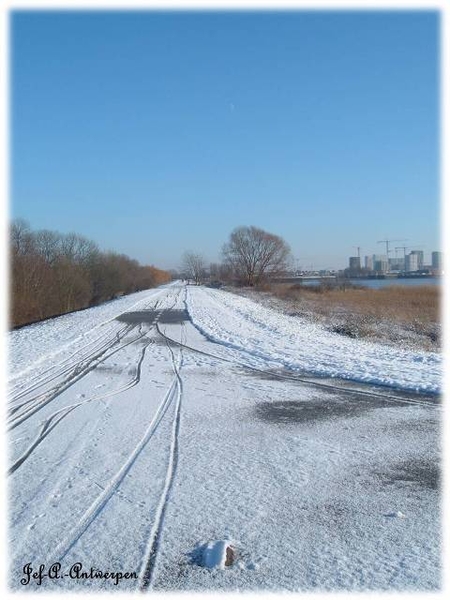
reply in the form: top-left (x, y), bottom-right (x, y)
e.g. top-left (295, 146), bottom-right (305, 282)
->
top-left (222, 226), bottom-right (290, 286)
top-left (181, 251), bottom-right (206, 285)
top-left (10, 219), bottom-right (32, 254)
top-left (60, 232), bottom-right (99, 266)
top-left (34, 229), bottom-right (61, 266)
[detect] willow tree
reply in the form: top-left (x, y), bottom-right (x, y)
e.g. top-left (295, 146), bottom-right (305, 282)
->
top-left (222, 226), bottom-right (290, 286)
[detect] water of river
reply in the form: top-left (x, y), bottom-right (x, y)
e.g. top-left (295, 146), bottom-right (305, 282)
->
top-left (349, 278), bottom-right (440, 289)
top-left (301, 278), bottom-right (441, 289)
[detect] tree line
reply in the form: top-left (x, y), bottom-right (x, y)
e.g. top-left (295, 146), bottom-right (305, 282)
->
top-left (10, 219), bottom-right (171, 328)
top-left (181, 225), bottom-right (291, 287)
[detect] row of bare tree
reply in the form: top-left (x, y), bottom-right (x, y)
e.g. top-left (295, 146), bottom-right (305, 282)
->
top-left (10, 219), bottom-right (171, 328)
top-left (182, 225), bottom-right (291, 286)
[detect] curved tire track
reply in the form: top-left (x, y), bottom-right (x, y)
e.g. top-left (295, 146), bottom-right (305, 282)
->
top-left (8, 324), bottom-right (148, 431)
top-left (139, 320), bottom-right (184, 590)
top-left (46, 365), bottom-right (179, 564)
top-left (8, 334), bottom-right (154, 476)
top-left (156, 318), bottom-right (438, 410)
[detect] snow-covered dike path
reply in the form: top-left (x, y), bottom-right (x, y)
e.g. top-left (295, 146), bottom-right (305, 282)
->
top-left (8, 283), bottom-right (441, 592)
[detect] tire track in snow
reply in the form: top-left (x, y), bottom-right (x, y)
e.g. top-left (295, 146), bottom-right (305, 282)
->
top-left (39, 295), bottom-right (182, 564)
top-left (8, 323), bottom-right (131, 405)
top-left (156, 321), bottom-right (438, 410)
top-left (8, 294), bottom-right (166, 430)
top-left (45, 356), bottom-right (178, 565)
top-left (8, 324), bottom-right (147, 431)
top-left (9, 294), bottom-right (164, 403)
top-left (8, 288), bottom-right (167, 384)
top-left (139, 319), bottom-right (184, 590)
top-left (186, 287), bottom-right (441, 396)
top-left (8, 324), bottom-right (134, 417)
top-left (8, 331), bottom-right (154, 476)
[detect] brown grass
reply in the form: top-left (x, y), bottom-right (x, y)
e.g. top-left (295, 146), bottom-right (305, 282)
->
top-left (262, 283), bottom-right (441, 349)
top-left (277, 283), bottom-right (438, 321)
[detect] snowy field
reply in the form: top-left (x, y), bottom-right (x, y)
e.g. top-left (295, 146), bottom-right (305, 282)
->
top-left (8, 283), bottom-right (441, 591)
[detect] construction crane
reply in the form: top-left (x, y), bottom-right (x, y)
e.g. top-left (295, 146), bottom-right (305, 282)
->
top-left (352, 246), bottom-right (361, 259)
top-left (351, 246), bottom-right (363, 270)
top-left (377, 238), bottom-right (407, 257)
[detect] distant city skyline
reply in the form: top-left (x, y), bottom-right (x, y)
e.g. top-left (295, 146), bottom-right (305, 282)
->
top-left (344, 247), bottom-right (442, 275)
top-left (11, 10), bottom-right (439, 271)
top-left (300, 247), bottom-right (441, 272)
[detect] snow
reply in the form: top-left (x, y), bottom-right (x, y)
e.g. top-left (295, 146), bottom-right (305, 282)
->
top-left (9, 285), bottom-right (171, 381)
top-left (7, 283), bottom-right (441, 592)
top-left (185, 286), bottom-right (441, 394)
top-left (196, 540), bottom-right (234, 569)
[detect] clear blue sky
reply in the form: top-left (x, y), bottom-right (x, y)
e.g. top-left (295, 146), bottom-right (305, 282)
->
top-left (11, 10), bottom-right (440, 270)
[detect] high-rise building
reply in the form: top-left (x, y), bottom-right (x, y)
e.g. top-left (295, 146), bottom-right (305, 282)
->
top-left (364, 255), bottom-right (373, 270)
top-left (373, 254), bottom-right (388, 273)
top-left (405, 252), bottom-right (419, 272)
top-left (349, 256), bottom-right (361, 270)
top-left (432, 251), bottom-right (442, 270)
top-left (388, 257), bottom-right (404, 271)
top-left (410, 250), bottom-right (424, 269)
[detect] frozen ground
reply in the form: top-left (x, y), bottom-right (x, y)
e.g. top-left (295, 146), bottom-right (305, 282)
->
top-left (8, 283), bottom-right (441, 591)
